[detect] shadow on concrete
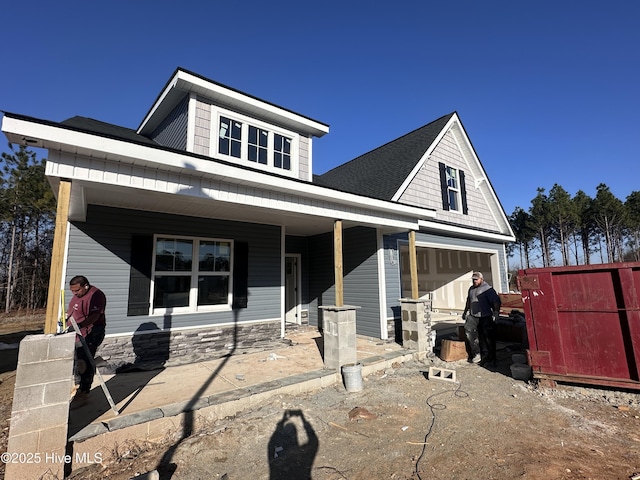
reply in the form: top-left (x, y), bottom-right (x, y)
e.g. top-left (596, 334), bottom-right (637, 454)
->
top-left (67, 320), bottom-right (170, 439)
top-left (391, 306), bottom-right (402, 344)
top-left (267, 409), bottom-right (318, 480)
top-left (313, 335), bottom-right (324, 362)
top-left (154, 309), bottom-right (241, 479)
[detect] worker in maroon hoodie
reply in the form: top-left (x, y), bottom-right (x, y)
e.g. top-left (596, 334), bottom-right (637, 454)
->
top-left (67, 275), bottom-right (106, 407)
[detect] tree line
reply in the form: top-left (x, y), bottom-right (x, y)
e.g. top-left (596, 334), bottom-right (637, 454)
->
top-left (0, 145), bottom-right (56, 312)
top-left (508, 184), bottom-right (640, 269)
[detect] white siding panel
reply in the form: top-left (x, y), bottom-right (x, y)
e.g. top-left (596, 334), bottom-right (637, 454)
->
top-left (298, 135), bottom-right (310, 181)
top-left (194, 98), bottom-right (211, 156)
top-left (399, 130), bottom-right (500, 231)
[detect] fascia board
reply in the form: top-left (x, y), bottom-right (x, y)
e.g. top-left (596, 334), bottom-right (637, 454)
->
top-left (3, 115), bottom-right (434, 222)
top-left (138, 70), bottom-right (330, 137)
top-left (136, 71), bottom-right (180, 135)
top-left (418, 218), bottom-right (515, 243)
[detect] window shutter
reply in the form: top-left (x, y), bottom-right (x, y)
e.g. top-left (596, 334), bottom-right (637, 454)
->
top-left (232, 241), bottom-right (249, 309)
top-left (127, 235), bottom-right (154, 316)
top-left (438, 162), bottom-right (449, 211)
top-left (460, 169), bottom-right (468, 215)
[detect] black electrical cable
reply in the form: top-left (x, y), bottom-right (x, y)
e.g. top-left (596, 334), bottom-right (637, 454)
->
top-left (414, 380), bottom-right (469, 480)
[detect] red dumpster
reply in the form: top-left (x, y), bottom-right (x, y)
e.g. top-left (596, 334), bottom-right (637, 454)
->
top-left (518, 262), bottom-right (640, 390)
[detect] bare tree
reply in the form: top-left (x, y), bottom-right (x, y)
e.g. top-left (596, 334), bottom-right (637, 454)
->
top-left (0, 144), bottom-right (55, 312)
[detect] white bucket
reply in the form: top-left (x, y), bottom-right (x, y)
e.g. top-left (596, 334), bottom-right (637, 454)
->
top-left (510, 363), bottom-right (532, 381)
top-left (342, 363), bottom-right (363, 392)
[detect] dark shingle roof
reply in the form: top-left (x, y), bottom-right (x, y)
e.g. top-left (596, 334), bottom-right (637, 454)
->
top-left (315, 113), bottom-right (455, 200)
top-left (61, 116), bottom-right (159, 146)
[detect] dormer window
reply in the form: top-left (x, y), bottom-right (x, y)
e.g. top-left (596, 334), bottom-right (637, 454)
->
top-left (248, 126), bottom-right (268, 164)
top-left (213, 108), bottom-right (297, 175)
top-left (274, 134), bottom-right (291, 170)
top-left (219, 117), bottom-right (242, 158)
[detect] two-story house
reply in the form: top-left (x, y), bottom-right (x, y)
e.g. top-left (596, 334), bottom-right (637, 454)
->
top-left (1, 68), bottom-right (514, 367)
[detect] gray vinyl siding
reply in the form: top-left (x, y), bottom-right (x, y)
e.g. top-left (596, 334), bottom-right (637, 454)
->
top-left (343, 227), bottom-right (381, 337)
top-left (151, 95), bottom-right (189, 150)
top-left (307, 232), bottom-right (332, 328)
top-left (307, 227), bottom-right (381, 338)
top-left (66, 205), bottom-right (281, 335)
top-left (383, 232), bottom-right (508, 316)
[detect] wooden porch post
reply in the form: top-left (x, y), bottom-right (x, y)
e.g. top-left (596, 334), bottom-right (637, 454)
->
top-left (334, 219), bottom-right (343, 307)
top-left (409, 230), bottom-right (419, 299)
top-left (44, 179), bottom-right (71, 334)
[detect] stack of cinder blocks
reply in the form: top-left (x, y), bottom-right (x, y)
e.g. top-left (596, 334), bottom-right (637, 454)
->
top-left (322, 306), bottom-right (358, 370)
top-left (5, 333), bottom-right (75, 480)
top-left (400, 299), bottom-right (433, 353)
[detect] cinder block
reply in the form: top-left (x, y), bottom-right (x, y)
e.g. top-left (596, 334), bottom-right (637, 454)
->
top-left (47, 333), bottom-right (76, 359)
top-left (43, 379), bottom-right (74, 405)
top-left (11, 384), bottom-right (45, 411)
top-left (6, 430), bottom-right (39, 454)
top-left (428, 367), bottom-right (457, 383)
top-left (17, 335), bottom-right (50, 364)
top-left (14, 359), bottom-right (74, 387)
top-left (9, 403), bottom-right (69, 436)
top-left (36, 425), bottom-right (70, 452)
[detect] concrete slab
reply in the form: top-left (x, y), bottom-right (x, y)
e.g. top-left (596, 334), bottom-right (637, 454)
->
top-left (67, 328), bottom-right (411, 447)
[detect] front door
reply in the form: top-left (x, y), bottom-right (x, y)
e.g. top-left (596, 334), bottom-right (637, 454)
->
top-left (285, 255), bottom-right (300, 324)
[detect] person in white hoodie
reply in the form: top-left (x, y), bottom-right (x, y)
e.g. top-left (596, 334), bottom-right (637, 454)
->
top-left (462, 271), bottom-right (501, 368)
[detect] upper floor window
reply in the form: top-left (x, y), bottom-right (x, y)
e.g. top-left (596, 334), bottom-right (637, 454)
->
top-left (213, 108), bottom-right (297, 175)
top-left (274, 134), bottom-right (291, 170)
top-left (446, 166), bottom-right (460, 211)
top-left (219, 117), bottom-right (242, 158)
top-left (248, 126), bottom-right (268, 164)
top-left (438, 162), bottom-right (468, 214)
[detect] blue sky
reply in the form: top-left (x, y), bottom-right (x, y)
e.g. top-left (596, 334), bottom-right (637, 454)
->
top-left (1, 1), bottom-right (638, 216)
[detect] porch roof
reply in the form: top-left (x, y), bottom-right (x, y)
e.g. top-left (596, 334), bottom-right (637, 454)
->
top-left (2, 112), bottom-right (436, 237)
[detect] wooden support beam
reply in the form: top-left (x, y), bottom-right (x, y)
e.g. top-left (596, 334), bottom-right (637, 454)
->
top-left (409, 230), bottom-right (419, 299)
top-left (44, 180), bottom-right (71, 334)
top-left (334, 220), bottom-right (344, 307)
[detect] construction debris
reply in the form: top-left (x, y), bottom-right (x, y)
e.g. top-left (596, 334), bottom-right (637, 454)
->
top-left (348, 406), bottom-right (378, 421)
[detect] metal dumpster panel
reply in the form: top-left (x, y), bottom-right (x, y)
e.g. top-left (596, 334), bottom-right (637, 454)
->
top-left (518, 262), bottom-right (640, 390)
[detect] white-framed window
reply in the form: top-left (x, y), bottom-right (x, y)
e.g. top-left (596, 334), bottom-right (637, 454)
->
top-left (438, 162), bottom-right (468, 214)
top-left (248, 125), bottom-right (268, 164)
top-left (212, 107), bottom-right (297, 175)
top-left (219, 117), bottom-right (242, 158)
top-left (151, 235), bottom-right (233, 313)
top-left (274, 133), bottom-right (291, 170)
top-left (445, 166), bottom-right (460, 212)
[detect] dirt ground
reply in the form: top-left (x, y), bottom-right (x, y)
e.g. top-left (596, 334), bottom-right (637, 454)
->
top-left (2, 316), bottom-right (640, 480)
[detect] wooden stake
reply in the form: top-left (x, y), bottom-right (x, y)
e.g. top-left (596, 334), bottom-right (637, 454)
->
top-left (334, 220), bottom-right (343, 307)
top-left (45, 180), bottom-right (71, 334)
top-left (409, 230), bottom-right (419, 299)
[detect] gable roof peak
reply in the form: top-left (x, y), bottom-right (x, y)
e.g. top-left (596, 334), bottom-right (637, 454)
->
top-left (316, 112), bottom-right (457, 200)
